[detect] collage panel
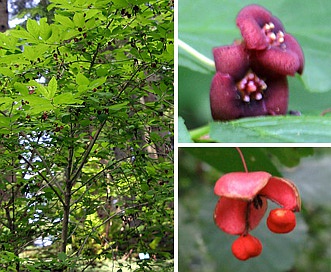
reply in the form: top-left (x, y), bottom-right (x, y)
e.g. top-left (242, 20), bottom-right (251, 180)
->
top-left (178, 0), bottom-right (331, 143)
top-left (0, 0), bottom-right (174, 271)
top-left (178, 147), bottom-right (331, 271)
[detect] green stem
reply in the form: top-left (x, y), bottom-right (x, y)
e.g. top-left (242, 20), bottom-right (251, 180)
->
top-left (189, 125), bottom-right (211, 142)
top-left (178, 39), bottom-right (215, 69)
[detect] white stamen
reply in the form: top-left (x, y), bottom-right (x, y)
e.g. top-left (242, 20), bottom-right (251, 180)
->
top-left (269, 32), bottom-right (276, 41)
top-left (260, 82), bottom-right (267, 90)
top-left (243, 95), bottom-right (250, 102)
top-left (247, 73), bottom-right (255, 80)
top-left (255, 93), bottom-right (263, 100)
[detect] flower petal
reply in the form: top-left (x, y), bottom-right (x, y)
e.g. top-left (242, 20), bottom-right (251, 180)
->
top-left (214, 196), bottom-right (268, 235)
top-left (263, 75), bottom-right (288, 115)
top-left (250, 34), bottom-right (303, 76)
top-left (210, 72), bottom-right (243, 121)
top-left (236, 4), bottom-right (284, 50)
top-left (283, 34), bottom-right (304, 74)
top-left (259, 176), bottom-right (301, 211)
top-left (213, 43), bottom-right (249, 80)
top-left (214, 171), bottom-right (271, 200)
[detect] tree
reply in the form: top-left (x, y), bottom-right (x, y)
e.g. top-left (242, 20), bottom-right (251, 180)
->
top-left (0, 0), bottom-right (174, 271)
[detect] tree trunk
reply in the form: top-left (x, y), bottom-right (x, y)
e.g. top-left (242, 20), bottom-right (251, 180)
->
top-left (61, 180), bottom-right (72, 254)
top-left (0, 0), bottom-right (8, 31)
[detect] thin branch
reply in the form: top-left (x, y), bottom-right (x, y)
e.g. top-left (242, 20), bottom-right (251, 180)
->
top-left (19, 155), bottom-right (65, 206)
top-left (116, 63), bottom-right (147, 99)
top-left (70, 119), bottom-right (107, 184)
top-left (70, 154), bottom-right (138, 198)
top-left (19, 132), bottom-right (64, 194)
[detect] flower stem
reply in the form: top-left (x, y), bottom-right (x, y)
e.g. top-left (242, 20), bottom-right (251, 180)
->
top-left (235, 147), bottom-right (248, 173)
top-left (178, 39), bottom-right (215, 69)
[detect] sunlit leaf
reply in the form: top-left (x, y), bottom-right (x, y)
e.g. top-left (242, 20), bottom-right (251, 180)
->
top-left (26, 18), bottom-right (40, 39)
top-left (48, 76), bottom-right (57, 99)
top-left (53, 93), bottom-right (83, 105)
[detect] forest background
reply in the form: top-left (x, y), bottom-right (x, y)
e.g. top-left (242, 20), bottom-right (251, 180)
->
top-left (0, 0), bottom-right (174, 271)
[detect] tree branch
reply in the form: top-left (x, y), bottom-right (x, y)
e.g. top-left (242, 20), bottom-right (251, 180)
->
top-left (19, 155), bottom-right (65, 206)
top-left (70, 119), bottom-right (107, 184)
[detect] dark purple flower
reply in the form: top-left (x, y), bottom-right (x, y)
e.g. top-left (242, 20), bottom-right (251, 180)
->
top-left (236, 4), bottom-right (304, 76)
top-left (210, 43), bottom-right (288, 121)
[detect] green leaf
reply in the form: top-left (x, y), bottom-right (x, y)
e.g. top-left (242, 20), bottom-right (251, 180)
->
top-left (23, 44), bottom-right (50, 60)
top-left (73, 12), bottom-right (85, 27)
top-left (48, 76), bottom-right (57, 99)
top-left (39, 18), bottom-right (52, 41)
top-left (0, 97), bottom-right (14, 110)
top-left (54, 14), bottom-right (75, 28)
top-left (24, 96), bottom-right (53, 114)
top-left (268, 148), bottom-right (314, 168)
top-left (0, 67), bottom-right (15, 77)
top-left (185, 147), bottom-right (281, 176)
top-left (149, 236), bottom-right (162, 249)
top-left (28, 80), bottom-right (49, 99)
top-left (89, 77), bottom-right (107, 89)
top-left (10, 29), bottom-right (37, 42)
top-left (76, 73), bottom-right (90, 86)
top-left (26, 18), bottom-right (40, 39)
top-left (209, 116), bottom-right (331, 143)
top-left (0, 116), bottom-right (11, 127)
top-left (107, 102), bottom-right (129, 111)
top-left (57, 252), bottom-right (67, 261)
top-left (53, 93), bottom-right (83, 105)
top-left (14, 82), bottom-right (29, 96)
top-left (178, 116), bottom-right (193, 143)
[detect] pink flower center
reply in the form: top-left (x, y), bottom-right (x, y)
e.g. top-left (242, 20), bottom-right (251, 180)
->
top-left (262, 22), bottom-right (286, 48)
top-left (236, 71), bottom-right (267, 103)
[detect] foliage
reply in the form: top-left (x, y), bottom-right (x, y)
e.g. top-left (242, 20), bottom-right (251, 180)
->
top-left (0, 0), bottom-right (174, 271)
top-left (179, 147), bottom-right (331, 272)
top-left (178, 0), bottom-right (331, 142)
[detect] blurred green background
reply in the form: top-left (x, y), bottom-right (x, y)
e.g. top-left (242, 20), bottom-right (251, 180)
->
top-left (178, 147), bottom-right (331, 272)
top-left (179, 0), bottom-right (331, 130)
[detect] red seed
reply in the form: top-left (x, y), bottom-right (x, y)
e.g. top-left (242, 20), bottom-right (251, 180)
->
top-left (231, 234), bottom-right (262, 261)
top-left (267, 208), bottom-right (296, 233)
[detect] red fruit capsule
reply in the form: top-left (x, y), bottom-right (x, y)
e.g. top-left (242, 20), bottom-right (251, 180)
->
top-left (231, 234), bottom-right (263, 261)
top-left (267, 208), bottom-right (296, 233)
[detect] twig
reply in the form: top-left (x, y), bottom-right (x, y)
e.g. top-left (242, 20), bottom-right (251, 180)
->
top-left (19, 155), bottom-right (65, 206)
top-left (70, 119), bottom-right (107, 184)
